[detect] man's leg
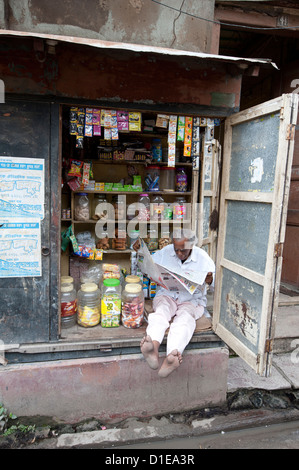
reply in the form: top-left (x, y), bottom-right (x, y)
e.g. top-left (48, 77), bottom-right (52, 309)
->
top-left (141, 295), bottom-right (177, 369)
top-left (158, 303), bottom-right (204, 377)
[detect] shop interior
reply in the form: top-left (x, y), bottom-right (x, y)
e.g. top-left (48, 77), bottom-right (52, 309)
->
top-left (60, 104), bottom-right (218, 344)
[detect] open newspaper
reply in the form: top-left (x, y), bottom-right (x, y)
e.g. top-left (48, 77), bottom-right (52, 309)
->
top-left (137, 238), bottom-right (210, 295)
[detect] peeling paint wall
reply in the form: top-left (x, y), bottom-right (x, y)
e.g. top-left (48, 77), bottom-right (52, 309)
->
top-left (0, 37), bottom-right (242, 114)
top-left (0, 0), bottom-right (215, 53)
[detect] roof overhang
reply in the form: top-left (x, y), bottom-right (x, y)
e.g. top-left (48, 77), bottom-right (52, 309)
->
top-left (0, 29), bottom-right (278, 69)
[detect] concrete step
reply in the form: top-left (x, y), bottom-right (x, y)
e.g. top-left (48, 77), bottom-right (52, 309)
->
top-left (274, 302), bottom-right (299, 354)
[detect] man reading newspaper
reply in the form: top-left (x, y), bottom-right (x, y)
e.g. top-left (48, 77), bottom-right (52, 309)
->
top-left (133, 228), bottom-right (215, 378)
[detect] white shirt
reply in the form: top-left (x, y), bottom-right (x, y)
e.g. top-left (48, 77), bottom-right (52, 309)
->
top-left (151, 244), bottom-right (215, 309)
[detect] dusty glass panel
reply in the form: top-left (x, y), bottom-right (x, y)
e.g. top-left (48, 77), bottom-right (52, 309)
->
top-left (203, 196), bottom-right (211, 239)
top-left (219, 268), bottom-right (263, 354)
top-left (224, 200), bottom-right (271, 275)
top-left (229, 112), bottom-right (280, 192)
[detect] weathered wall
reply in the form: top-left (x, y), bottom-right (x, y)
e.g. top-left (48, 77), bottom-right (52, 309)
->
top-left (0, 36), bottom-right (242, 115)
top-left (0, 0), bottom-right (215, 53)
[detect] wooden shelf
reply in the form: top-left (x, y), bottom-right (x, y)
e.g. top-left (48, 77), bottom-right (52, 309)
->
top-left (73, 190), bottom-right (192, 195)
top-left (72, 219), bottom-right (191, 224)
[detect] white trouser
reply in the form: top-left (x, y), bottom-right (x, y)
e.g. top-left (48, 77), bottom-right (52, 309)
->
top-left (146, 295), bottom-right (204, 356)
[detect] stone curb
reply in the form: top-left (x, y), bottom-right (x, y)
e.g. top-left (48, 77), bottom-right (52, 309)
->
top-left (53, 408), bottom-right (299, 449)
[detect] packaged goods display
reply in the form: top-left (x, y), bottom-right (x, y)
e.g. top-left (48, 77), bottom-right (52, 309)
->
top-left (77, 283), bottom-right (101, 327)
top-left (121, 283), bottom-right (144, 328)
top-left (61, 104), bottom-right (217, 334)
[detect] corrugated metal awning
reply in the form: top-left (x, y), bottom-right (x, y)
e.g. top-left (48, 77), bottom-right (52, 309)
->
top-left (0, 29), bottom-right (278, 69)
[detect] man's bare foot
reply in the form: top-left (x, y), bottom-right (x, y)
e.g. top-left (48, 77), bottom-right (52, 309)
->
top-left (140, 335), bottom-right (159, 370)
top-left (158, 349), bottom-right (183, 378)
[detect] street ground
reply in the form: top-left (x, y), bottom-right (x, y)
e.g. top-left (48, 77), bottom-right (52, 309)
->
top-left (112, 419), bottom-right (299, 449)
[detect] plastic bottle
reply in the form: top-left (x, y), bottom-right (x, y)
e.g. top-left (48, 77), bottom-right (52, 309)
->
top-left (138, 193), bottom-right (150, 221)
top-left (175, 168), bottom-right (188, 192)
top-left (151, 194), bottom-right (165, 220)
top-left (101, 279), bottom-right (122, 327)
top-left (77, 282), bottom-right (101, 327)
top-left (152, 138), bottom-right (162, 162)
top-left (121, 283), bottom-right (144, 328)
top-left (61, 283), bottom-right (77, 328)
top-left (173, 196), bottom-right (187, 220)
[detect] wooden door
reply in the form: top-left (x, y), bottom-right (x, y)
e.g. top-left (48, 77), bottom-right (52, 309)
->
top-left (213, 94), bottom-right (298, 376)
top-left (0, 99), bottom-right (60, 344)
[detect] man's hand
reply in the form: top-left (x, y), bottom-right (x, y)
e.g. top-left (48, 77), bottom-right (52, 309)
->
top-left (205, 272), bottom-right (213, 285)
top-left (133, 239), bottom-right (140, 252)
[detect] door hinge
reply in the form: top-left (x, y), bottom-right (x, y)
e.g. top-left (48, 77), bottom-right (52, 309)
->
top-left (286, 124), bottom-right (295, 140)
top-left (274, 242), bottom-right (283, 258)
top-left (265, 339), bottom-right (273, 353)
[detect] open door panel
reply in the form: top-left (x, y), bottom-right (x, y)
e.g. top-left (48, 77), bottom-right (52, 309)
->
top-left (198, 138), bottom-right (221, 262)
top-left (213, 94), bottom-right (298, 376)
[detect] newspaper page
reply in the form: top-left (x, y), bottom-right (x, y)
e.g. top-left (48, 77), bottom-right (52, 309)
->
top-left (137, 238), bottom-right (208, 294)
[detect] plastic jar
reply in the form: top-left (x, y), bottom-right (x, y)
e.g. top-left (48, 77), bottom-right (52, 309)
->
top-left (151, 194), bottom-right (165, 220)
top-left (61, 283), bottom-right (77, 328)
top-left (160, 167), bottom-right (175, 191)
top-left (121, 283), bottom-right (144, 328)
top-left (112, 196), bottom-right (126, 220)
top-left (77, 283), bottom-right (101, 327)
top-left (74, 192), bottom-right (90, 221)
top-left (127, 202), bottom-right (137, 220)
top-left (145, 166), bottom-right (160, 191)
top-left (163, 203), bottom-right (173, 220)
top-left (101, 279), bottom-right (122, 327)
top-left (144, 227), bottom-right (158, 251)
top-left (138, 193), bottom-right (150, 221)
top-left (173, 197), bottom-right (187, 220)
top-left (61, 276), bottom-right (74, 286)
top-left (128, 229), bottom-right (139, 249)
top-left (125, 275), bottom-right (142, 286)
top-left (151, 138), bottom-right (162, 162)
top-left (175, 168), bottom-right (188, 192)
top-left (92, 194), bottom-right (107, 220)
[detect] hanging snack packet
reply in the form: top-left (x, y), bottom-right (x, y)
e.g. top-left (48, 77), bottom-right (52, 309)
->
top-left (82, 162), bottom-right (90, 186)
top-left (129, 112), bottom-right (141, 131)
top-left (177, 116), bottom-right (185, 141)
top-left (68, 159), bottom-right (83, 177)
top-left (69, 107), bottom-right (78, 135)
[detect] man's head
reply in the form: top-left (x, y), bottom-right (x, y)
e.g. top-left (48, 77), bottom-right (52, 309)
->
top-left (172, 229), bottom-right (197, 262)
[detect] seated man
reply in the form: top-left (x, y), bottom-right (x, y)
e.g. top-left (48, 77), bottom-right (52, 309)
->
top-left (134, 229), bottom-right (215, 378)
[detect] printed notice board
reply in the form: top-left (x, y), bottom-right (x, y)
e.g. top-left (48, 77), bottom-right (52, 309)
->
top-left (0, 156), bottom-right (45, 220)
top-left (0, 219), bottom-right (42, 278)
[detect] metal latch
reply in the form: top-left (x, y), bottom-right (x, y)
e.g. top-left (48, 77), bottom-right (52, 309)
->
top-left (286, 124), bottom-right (295, 140)
top-left (265, 339), bottom-right (273, 353)
top-left (274, 243), bottom-right (283, 258)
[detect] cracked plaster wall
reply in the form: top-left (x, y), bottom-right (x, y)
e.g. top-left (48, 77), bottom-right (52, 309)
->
top-left (0, 0), bottom-right (215, 53)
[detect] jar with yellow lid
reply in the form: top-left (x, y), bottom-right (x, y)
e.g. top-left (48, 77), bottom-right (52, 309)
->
top-left (121, 283), bottom-right (144, 328)
top-left (77, 282), bottom-right (101, 327)
top-left (125, 275), bottom-right (142, 286)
